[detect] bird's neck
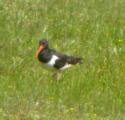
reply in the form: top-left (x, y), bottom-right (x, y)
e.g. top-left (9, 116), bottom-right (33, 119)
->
top-left (35, 45), bottom-right (45, 58)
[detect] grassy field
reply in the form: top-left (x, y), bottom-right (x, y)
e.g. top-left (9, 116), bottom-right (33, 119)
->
top-left (0, 0), bottom-right (125, 119)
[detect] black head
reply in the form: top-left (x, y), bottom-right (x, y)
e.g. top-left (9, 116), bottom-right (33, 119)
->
top-left (39, 39), bottom-right (49, 48)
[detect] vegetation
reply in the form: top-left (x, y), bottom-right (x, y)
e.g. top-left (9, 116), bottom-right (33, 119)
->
top-left (0, 0), bottom-right (125, 119)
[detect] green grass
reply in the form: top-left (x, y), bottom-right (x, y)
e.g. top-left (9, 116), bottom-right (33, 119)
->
top-left (0, 0), bottom-right (125, 119)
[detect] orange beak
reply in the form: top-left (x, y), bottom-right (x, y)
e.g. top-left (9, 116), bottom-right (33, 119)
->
top-left (35, 45), bottom-right (44, 59)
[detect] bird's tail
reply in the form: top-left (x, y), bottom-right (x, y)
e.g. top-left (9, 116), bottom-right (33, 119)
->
top-left (67, 57), bottom-right (83, 65)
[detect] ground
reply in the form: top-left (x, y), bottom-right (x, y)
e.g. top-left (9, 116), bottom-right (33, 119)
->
top-left (0, 0), bottom-right (125, 120)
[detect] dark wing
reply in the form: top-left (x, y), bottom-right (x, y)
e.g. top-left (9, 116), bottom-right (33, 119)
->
top-left (50, 48), bottom-right (83, 69)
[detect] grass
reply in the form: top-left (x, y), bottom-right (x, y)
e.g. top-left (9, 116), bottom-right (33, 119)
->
top-left (0, 0), bottom-right (125, 119)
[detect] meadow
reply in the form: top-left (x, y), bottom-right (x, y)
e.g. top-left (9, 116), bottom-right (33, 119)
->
top-left (0, 0), bottom-right (125, 119)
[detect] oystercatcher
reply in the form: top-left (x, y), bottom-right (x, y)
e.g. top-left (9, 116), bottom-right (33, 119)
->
top-left (35, 39), bottom-right (82, 79)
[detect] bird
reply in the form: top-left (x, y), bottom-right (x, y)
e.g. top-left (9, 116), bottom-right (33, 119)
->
top-left (35, 39), bottom-right (83, 79)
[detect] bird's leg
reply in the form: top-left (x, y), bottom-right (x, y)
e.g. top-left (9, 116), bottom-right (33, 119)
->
top-left (52, 71), bottom-right (62, 81)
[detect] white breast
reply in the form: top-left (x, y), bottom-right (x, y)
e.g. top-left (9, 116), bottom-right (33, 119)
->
top-left (47, 55), bottom-right (59, 67)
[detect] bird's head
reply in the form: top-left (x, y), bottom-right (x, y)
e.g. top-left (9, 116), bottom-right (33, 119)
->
top-left (39, 39), bottom-right (49, 48)
top-left (35, 39), bottom-right (49, 59)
